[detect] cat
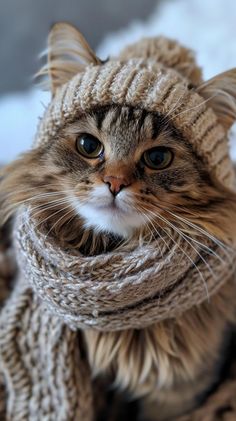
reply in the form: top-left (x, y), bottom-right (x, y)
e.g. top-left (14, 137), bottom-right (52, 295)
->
top-left (1, 23), bottom-right (236, 420)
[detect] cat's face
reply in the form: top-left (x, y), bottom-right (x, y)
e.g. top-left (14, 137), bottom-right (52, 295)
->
top-left (28, 106), bottom-right (220, 238)
top-left (2, 22), bottom-right (235, 254)
top-left (1, 104), bottom-right (234, 253)
top-left (60, 106), bottom-right (210, 237)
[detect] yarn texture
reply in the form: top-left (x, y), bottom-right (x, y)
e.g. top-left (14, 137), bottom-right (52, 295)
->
top-left (1, 35), bottom-right (236, 420)
top-left (13, 210), bottom-right (235, 332)
top-left (0, 207), bottom-right (235, 420)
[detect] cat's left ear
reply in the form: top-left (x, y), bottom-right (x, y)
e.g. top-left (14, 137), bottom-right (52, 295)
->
top-left (196, 69), bottom-right (236, 131)
top-left (37, 22), bottom-right (102, 95)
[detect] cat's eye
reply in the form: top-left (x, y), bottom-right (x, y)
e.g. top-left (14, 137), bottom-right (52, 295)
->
top-left (76, 134), bottom-right (104, 158)
top-left (142, 147), bottom-right (173, 170)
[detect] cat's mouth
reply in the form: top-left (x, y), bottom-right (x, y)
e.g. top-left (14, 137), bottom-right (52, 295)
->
top-left (72, 195), bottom-right (145, 238)
top-left (94, 200), bottom-right (129, 214)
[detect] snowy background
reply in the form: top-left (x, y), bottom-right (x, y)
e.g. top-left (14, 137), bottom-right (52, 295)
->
top-left (1, 0), bottom-right (236, 163)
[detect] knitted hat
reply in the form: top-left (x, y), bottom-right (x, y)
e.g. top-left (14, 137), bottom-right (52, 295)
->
top-left (36, 23), bottom-right (236, 189)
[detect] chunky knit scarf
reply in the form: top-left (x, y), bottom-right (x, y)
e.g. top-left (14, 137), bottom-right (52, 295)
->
top-left (0, 208), bottom-right (235, 420)
top-left (13, 210), bottom-right (236, 331)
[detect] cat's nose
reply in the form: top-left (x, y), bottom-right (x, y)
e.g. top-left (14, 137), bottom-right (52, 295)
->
top-left (103, 175), bottom-right (129, 196)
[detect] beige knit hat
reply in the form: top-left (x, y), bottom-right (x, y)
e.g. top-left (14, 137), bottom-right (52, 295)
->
top-left (36, 23), bottom-right (236, 189)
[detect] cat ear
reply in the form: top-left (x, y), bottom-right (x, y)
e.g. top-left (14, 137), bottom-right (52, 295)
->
top-left (196, 69), bottom-right (236, 130)
top-left (37, 22), bottom-right (102, 94)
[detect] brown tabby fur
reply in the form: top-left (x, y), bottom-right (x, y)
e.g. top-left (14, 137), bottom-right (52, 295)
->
top-left (1, 24), bottom-right (236, 420)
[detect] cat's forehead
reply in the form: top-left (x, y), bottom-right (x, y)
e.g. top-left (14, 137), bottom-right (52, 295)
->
top-left (92, 106), bottom-right (160, 137)
top-left (82, 106), bottom-right (174, 158)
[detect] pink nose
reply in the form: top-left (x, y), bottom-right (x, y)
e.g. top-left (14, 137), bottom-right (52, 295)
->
top-left (103, 175), bottom-right (129, 196)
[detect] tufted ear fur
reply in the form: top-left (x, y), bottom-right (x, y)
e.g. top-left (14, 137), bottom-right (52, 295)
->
top-left (196, 69), bottom-right (236, 131)
top-left (37, 22), bottom-right (102, 94)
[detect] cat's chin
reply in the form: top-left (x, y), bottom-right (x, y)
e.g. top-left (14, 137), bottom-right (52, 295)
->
top-left (73, 202), bottom-right (145, 238)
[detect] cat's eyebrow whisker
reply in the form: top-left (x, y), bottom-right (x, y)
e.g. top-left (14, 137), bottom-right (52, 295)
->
top-left (168, 91), bottom-right (219, 121)
top-left (165, 91), bottom-right (186, 119)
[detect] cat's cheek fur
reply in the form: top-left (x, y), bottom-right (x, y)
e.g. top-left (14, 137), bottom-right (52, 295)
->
top-left (70, 185), bottom-right (145, 237)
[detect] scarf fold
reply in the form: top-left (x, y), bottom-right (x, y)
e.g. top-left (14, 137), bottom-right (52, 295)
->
top-left (14, 209), bottom-right (235, 331)
top-left (0, 208), bottom-right (235, 420)
top-left (0, 281), bottom-right (94, 421)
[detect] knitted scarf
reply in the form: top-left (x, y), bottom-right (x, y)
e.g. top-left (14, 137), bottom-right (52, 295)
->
top-left (13, 210), bottom-right (236, 330)
top-left (0, 208), bottom-right (235, 420)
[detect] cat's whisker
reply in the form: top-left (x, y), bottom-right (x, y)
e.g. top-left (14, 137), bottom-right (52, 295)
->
top-left (3, 185), bottom-right (71, 197)
top-left (132, 190), bottom-right (232, 256)
top-left (29, 196), bottom-right (68, 207)
top-left (138, 203), bottom-right (207, 305)
top-left (4, 192), bottom-right (67, 210)
top-left (45, 206), bottom-right (75, 239)
top-left (136, 209), bottom-right (164, 255)
top-left (141, 206), bottom-right (211, 300)
top-left (155, 207), bottom-right (231, 264)
top-left (146, 206), bottom-right (217, 274)
top-left (0, 196), bottom-right (69, 225)
top-left (164, 209), bottom-right (234, 257)
top-left (163, 206), bottom-right (231, 245)
top-left (28, 198), bottom-right (71, 217)
top-left (137, 205), bottom-right (176, 297)
top-left (33, 203), bottom-right (72, 231)
top-left (181, 233), bottom-right (226, 264)
top-left (64, 209), bottom-right (78, 227)
top-left (137, 205), bottom-right (171, 254)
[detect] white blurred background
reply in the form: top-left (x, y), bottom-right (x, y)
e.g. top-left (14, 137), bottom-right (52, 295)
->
top-left (1, 0), bottom-right (236, 163)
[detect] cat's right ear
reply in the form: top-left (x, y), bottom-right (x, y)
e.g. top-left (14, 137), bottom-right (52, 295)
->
top-left (36, 22), bottom-right (102, 95)
top-left (196, 69), bottom-right (236, 131)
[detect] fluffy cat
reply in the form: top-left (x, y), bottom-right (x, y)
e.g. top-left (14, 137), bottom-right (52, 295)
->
top-left (1, 23), bottom-right (236, 420)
